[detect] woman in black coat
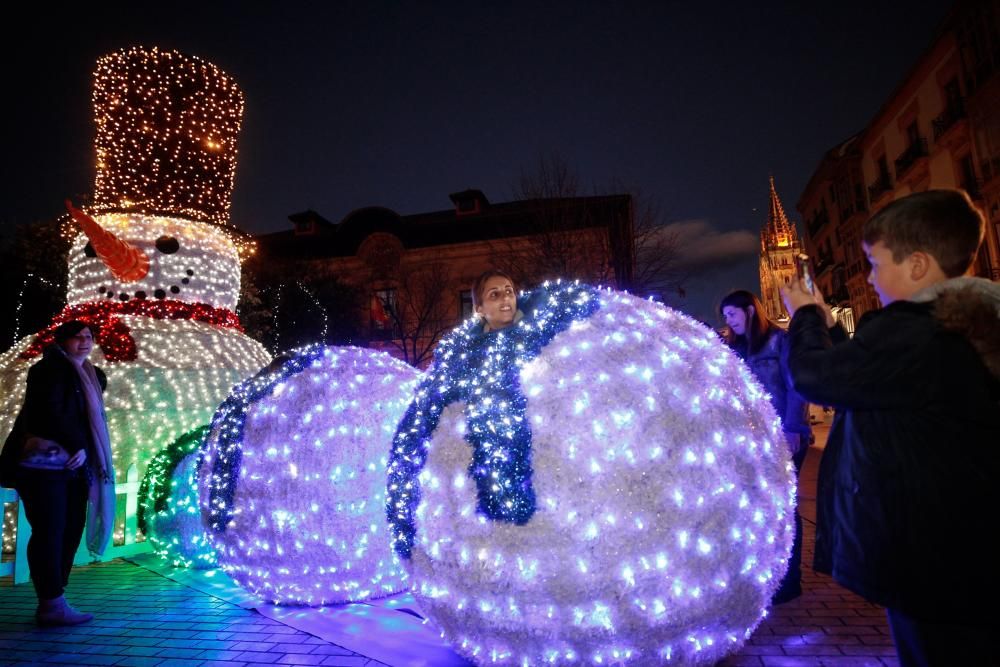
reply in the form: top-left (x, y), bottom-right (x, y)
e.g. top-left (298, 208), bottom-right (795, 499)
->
top-left (720, 290), bottom-right (811, 604)
top-left (1, 320), bottom-right (114, 626)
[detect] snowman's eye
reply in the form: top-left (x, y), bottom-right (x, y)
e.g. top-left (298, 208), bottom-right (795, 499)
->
top-left (155, 236), bottom-right (180, 254)
top-left (84, 242), bottom-right (97, 258)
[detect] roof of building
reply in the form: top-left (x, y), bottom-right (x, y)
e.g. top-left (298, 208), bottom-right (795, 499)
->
top-left (259, 192), bottom-right (633, 260)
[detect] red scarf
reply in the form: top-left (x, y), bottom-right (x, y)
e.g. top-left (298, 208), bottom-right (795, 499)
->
top-left (21, 300), bottom-right (244, 362)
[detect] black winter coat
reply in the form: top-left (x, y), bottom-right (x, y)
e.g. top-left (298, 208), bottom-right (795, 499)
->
top-left (0, 347), bottom-right (107, 487)
top-left (731, 326), bottom-right (811, 438)
top-left (787, 289), bottom-right (1000, 621)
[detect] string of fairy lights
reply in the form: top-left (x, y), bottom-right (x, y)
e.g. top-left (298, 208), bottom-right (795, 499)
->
top-left (12, 273), bottom-right (61, 345)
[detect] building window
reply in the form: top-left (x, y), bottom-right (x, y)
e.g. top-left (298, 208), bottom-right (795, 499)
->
top-left (459, 289), bottom-right (474, 320)
top-left (370, 288), bottom-right (397, 339)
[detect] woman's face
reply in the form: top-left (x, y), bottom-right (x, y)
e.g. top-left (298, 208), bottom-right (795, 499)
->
top-left (722, 305), bottom-right (749, 336)
top-left (61, 328), bottom-right (94, 362)
top-left (476, 276), bottom-right (517, 330)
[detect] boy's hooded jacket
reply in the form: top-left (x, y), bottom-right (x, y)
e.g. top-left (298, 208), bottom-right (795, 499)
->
top-left (788, 277), bottom-right (1000, 620)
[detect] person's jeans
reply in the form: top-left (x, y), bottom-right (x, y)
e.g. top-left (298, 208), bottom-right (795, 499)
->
top-left (16, 468), bottom-right (88, 600)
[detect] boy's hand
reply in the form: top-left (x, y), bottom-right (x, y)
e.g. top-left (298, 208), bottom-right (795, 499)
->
top-left (781, 279), bottom-right (835, 327)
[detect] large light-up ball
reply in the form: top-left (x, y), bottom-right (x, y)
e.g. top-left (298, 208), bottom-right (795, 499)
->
top-left (386, 282), bottom-right (795, 666)
top-left (200, 345), bottom-right (421, 605)
top-left (139, 426), bottom-right (217, 569)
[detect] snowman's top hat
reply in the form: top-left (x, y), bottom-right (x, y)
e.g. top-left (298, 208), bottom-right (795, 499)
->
top-left (89, 46), bottom-right (244, 227)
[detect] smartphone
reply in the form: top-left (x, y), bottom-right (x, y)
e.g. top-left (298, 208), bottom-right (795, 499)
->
top-left (796, 253), bottom-right (815, 294)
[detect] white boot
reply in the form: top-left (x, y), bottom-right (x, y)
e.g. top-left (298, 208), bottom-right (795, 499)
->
top-left (36, 595), bottom-right (93, 626)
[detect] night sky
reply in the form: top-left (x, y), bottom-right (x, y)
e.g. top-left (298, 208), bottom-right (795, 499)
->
top-left (1, 1), bottom-right (951, 323)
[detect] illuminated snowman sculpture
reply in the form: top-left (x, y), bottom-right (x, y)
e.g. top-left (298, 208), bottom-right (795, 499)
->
top-left (0, 47), bottom-right (270, 504)
top-left (386, 281), bottom-right (796, 666)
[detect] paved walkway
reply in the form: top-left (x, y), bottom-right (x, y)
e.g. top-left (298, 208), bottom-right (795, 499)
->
top-left (0, 560), bottom-right (384, 666)
top-left (1, 422), bottom-right (900, 666)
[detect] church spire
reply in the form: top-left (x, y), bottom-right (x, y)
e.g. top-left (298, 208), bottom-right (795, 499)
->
top-left (766, 175), bottom-right (794, 248)
top-left (758, 175), bottom-right (803, 322)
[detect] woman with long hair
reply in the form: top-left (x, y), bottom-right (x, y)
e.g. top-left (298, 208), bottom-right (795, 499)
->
top-left (1, 320), bottom-right (115, 625)
top-left (720, 290), bottom-right (811, 604)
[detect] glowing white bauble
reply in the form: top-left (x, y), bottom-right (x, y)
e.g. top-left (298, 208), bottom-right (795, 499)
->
top-left (387, 283), bottom-right (795, 666)
top-left (200, 346), bottom-right (420, 605)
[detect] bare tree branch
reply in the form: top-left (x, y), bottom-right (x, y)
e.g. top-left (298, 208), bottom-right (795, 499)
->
top-left (374, 263), bottom-right (455, 368)
top-left (495, 154), bottom-right (688, 303)
top-left (628, 189), bottom-right (690, 302)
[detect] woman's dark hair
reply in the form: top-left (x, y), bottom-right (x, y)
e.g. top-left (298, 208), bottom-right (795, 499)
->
top-left (472, 269), bottom-right (516, 309)
top-left (52, 320), bottom-right (92, 346)
top-left (719, 290), bottom-right (773, 356)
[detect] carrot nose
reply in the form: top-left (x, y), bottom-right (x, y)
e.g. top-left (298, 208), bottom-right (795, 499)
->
top-left (65, 199), bottom-right (150, 282)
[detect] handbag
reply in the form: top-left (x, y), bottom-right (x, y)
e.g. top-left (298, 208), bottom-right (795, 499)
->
top-left (18, 436), bottom-right (70, 470)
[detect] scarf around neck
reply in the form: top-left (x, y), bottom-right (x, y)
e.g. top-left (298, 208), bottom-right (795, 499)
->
top-left (63, 349), bottom-right (116, 557)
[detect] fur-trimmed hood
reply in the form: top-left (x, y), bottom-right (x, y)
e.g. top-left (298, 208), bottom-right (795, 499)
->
top-left (912, 277), bottom-right (1000, 380)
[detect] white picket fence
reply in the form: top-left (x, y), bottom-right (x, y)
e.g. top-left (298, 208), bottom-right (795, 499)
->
top-left (0, 463), bottom-right (151, 584)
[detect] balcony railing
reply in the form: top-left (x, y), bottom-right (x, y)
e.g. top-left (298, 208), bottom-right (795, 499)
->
top-left (932, 100), bottom-right (966, 142)
top-left (894, 139), bottom-right (929, 179)
top-left (867, 174), bottom-right (892, 201)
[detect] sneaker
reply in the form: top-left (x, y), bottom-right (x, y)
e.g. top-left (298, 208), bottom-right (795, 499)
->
top-left (35, 595), bottom-right (93, 626)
